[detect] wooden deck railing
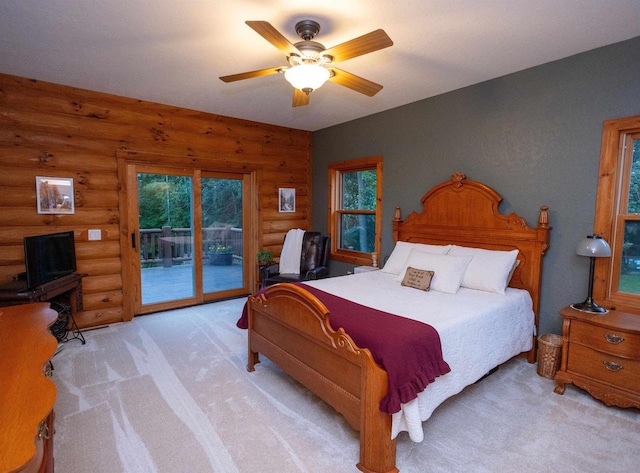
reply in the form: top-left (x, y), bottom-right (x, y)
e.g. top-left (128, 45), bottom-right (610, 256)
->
top-left (140, 226), bottom-right (243, 267)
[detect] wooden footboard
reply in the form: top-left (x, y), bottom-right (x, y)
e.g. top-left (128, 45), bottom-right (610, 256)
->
top-left (247, 283), bottom-right (398, 473)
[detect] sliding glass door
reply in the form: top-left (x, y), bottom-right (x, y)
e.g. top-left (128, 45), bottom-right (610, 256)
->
top-left (201, 174), bottom-right (246, 295)
top-left (128, 164), bottom-right (251, 314)
top-left (138, 172), bottom-right (195, 305)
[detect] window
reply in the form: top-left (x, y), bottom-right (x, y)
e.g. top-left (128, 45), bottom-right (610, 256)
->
top-left (328, 156), bottom-right (382, 266)
top-left (594, 116), bottom-right (640, 312)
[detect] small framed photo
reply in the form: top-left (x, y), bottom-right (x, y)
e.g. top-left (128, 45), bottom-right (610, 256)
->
top-left (278, 187), bottom-right (295, 213)
top-left (36, 176), bottom-right (75, 214)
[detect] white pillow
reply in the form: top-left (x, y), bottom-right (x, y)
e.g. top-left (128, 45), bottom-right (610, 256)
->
top-left (394, 250), bottom-right (472, 294)
top-left (381, 241), bottom-right (451, 275)
top-left (448, 245), bottom-right (519, 295)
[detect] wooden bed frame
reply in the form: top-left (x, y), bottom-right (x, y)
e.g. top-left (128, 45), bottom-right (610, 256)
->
top-left (246, 173), bottom-right (551, 473)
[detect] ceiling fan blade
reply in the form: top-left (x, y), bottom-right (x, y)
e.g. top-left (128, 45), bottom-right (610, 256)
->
top-left (292, 88), bottom-right (310, 107)
top-left (219, 66), bottom-right (283, 83)
top-left (328, 68), bottom-right (383, 97)
top-left (246, 21), bottom-right (302, 56)
top-left (323, 29), bottom-right (393, 63)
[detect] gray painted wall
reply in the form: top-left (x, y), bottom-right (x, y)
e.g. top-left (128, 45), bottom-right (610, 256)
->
top-left (311, 36), bottom-right (640, 336)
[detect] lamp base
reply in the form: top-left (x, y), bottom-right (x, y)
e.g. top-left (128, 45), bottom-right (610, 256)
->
top-left (571, 301), bottom-right (609, 314)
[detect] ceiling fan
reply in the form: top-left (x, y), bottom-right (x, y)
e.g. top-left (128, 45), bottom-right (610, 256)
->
top-left (219, 20), bottom-right (393, 107)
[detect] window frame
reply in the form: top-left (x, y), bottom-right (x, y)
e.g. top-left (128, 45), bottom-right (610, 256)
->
top-left (593, 115), bottom-right (640, 312)
top-left (328, 156), bottom-right (382, 266)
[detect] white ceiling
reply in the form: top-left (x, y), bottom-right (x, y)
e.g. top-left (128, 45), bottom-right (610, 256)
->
top-left (1, 1), bottom-right (639, 131)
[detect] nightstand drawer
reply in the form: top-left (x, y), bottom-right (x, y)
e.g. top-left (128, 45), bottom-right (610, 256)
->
top-left (568, 344), bottom-right (640, 391)
top-left (570, 321), bottom-right (640, 359)
top-left (556, 305), bottom-right (640, 408)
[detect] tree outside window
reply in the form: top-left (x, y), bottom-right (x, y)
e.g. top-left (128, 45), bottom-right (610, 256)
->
top-left (616, 134), bottom-right (640, 293)
top-left (594, 117), bottom-right (640, 312)
top-left (329, 156), bottom-right (382, 266)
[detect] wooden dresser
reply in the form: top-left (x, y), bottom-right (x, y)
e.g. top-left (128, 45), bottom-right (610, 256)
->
top-left (554, 305), bottom-right (640, 408)
top-left (0, 302), bottom-right (58, 473)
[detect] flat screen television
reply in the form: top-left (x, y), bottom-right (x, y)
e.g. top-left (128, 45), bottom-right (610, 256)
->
top-left (23, 231), bottom-right (77, 289)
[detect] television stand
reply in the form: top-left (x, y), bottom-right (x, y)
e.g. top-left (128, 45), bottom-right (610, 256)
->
top-left (0, 273), bottom-right (86, 344)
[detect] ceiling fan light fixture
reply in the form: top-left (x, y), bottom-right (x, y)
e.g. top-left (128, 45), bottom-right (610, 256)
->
top-left (220, 20), bottom-right (392, 106)
top-left (284, 64), bottom-right (330, 94)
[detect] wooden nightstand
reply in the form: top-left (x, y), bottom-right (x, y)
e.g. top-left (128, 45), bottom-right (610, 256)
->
top-left (554, 305), bottom-right (640, 408)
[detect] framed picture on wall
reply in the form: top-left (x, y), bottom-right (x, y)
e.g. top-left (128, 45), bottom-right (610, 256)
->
top-left (278, 187), bottom-right (295, 213)
top-left (36, 176), bottom-right (75, 214)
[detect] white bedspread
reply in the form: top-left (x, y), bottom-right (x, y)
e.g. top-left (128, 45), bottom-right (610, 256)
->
top-left (303, 270), bottom-right (534, 442)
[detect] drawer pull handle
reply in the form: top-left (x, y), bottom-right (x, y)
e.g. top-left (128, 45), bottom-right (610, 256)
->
top-left (38, 421), bottom-right (50, 440)
top-left (603, 361), bottom-right (624, 372)
top-left (604, 333), bottom-right (624, 344)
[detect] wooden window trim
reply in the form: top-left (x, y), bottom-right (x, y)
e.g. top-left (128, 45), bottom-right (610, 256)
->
top-left (328, 156), bottom-right (382, 266)
top-left (593, 115), bottom-right (640, 312)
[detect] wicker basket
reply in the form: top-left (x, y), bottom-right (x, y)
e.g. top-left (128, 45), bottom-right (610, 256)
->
top-left (537, 333), bottom-right (563, 379)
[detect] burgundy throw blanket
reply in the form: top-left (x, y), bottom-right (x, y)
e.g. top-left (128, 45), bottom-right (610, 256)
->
top-left (237, 283), bottom-right (451, 414)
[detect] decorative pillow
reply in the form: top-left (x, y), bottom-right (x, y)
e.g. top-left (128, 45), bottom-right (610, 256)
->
top-left (380, 241), bottom-right (451, 275)
top-left (401, 267), bottom-right (434, 291)
top-left (394, 250), bottom-right (472, 294)
top-left (448, 245), bottom-right (519, 295)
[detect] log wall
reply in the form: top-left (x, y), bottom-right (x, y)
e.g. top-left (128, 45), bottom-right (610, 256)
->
top-left (0, 73), bottom-right (312, 328)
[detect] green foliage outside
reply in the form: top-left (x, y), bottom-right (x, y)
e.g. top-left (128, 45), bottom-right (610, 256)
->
top-left (201, 178), bottom-right (242, 229)
top-left (138, 174), bottom-right (242, 230)
top-left (622, 139), bottom-right (640, 284)
top-left (340, 169), bottom-right (376, 252)
top-left (627, 138), bottom-right (640, 213)
top-left (137, 174), bottom-right (243, 267)
top-left (617, 139), bottom-right (640, 296)
top-left (619, 274), bottom-right (640, 293)
top-left (138, 174), bottom-right (192, 229)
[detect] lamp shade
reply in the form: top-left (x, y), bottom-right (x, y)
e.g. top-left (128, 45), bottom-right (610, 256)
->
top-left (572, 234), bottom-right (611, 314)
top-left (284, 64), bottom-right (330, 93)
top-left (576, 235), bottom-right (611, 257)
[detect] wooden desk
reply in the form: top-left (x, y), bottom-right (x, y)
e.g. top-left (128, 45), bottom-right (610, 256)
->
top-left (0, 273), bottom-right (84, 311)
top-left (0, 302), bottom-right (58, 473)
top-left (0, 273), bottom-right (86, 344)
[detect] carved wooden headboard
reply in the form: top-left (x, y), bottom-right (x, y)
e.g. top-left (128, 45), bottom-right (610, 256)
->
top-left (392, 173), bottom-right (551, 360)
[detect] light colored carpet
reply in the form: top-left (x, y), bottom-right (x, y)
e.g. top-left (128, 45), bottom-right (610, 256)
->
top-left (52, 298), bottom-right (640, 473)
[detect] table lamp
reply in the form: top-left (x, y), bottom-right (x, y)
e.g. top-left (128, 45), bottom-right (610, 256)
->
top-left (571, 235), bottom-right (611, 314)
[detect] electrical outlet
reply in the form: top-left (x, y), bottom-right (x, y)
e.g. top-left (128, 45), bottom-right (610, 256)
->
top-left (88, 229), bottom-right (101, 241)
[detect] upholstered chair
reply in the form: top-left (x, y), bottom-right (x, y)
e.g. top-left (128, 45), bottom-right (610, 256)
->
top-left (261, 232), bottom-right (330, 287)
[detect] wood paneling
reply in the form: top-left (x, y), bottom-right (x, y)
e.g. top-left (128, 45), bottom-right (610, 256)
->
top-left (0, 72), bottom-right (312, 328)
